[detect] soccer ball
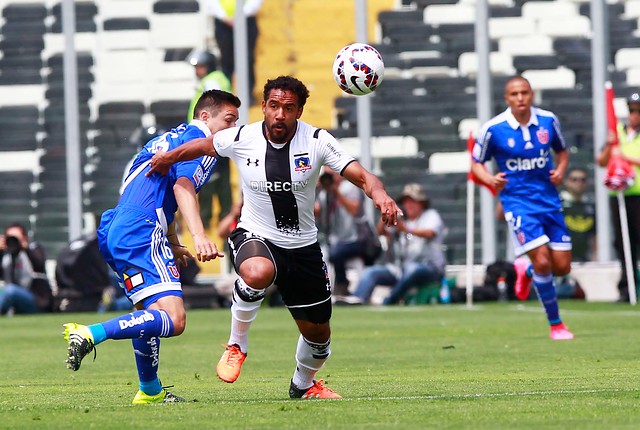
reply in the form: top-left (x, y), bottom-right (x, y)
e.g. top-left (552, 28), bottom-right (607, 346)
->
top-left (332, 43), bottom-right (384, 96)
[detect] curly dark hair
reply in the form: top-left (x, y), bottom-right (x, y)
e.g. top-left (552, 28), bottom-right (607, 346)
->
top-left (262, 75), bottom-right (310, 108)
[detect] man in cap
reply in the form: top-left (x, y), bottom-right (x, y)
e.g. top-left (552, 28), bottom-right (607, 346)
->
top-left (352, 183), bottom-right (447, 305)
top-left (597, 90), bottom-right (640, 302)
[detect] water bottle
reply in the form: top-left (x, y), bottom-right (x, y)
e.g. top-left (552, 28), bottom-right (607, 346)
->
top-left (497, 276), bottom-right (507, 302)
top-left (439, 277), bottom-right (451, 304)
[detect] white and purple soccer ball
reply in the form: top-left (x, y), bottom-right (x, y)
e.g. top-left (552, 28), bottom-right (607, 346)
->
top-left (332, 43), bottom-right (384, 96)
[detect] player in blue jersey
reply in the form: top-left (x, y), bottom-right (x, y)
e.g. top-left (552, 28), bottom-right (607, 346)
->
top-left (471, 76), bottom-right (574, 340)
top-left (61, 89), bottom-right (241, 404)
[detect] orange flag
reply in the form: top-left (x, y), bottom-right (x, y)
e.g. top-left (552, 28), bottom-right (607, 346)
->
top-left (604, 82), bottom-right (635, 191)
top-left (467, 132), bottom-right (497, 196)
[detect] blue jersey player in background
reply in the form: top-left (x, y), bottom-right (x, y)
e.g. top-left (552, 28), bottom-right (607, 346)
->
top-left (471, 76), bottom-right (574, 341)
top-left (62, 90), bottom-right (241, 403)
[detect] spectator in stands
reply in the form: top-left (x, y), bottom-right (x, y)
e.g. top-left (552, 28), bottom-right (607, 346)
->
top-left (315, 168), bottom-right (375, 305)
top-left (187, 49), bottom-right (233, 230)
top-left (596, 91), bottom-right (640, 303)
top-left (61, 90), bottom-right (240, 404)
top-left (205, 0), bottom-right (263, 104)
top-left (470, 75), bottom-right (574, 340)
top-left (0, 223), bottom-right (52, 315)
top-left (352, 183), bottom-right (446, 305)
top-left (560, 166), bottom-right (596, 262)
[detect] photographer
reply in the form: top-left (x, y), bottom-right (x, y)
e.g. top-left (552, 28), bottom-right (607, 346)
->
top-left (0, 223), bottom-right (52, 315)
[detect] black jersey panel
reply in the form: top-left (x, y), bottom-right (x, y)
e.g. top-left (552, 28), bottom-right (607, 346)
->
top-left (265, 143), bottom-right (300, 234)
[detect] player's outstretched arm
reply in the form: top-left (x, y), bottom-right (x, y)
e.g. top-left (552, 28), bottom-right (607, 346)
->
top-left (148, 136), bottom-right (216, 176)
top-left (173, 177), bottom-right (224, 263)
top-left (342, 161), bottom-right (402, 226)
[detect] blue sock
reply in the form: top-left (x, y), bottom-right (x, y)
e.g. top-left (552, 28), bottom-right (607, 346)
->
top-left (88, 324), bottom-right (107, 345)
top-left (532, 272), bottom-right (561, 325)
top-left (91, 310), bottom-right (174, 341)
top-left (133, 336), bottom-right (162, 396)
top-left (525, 264), bottom-right (533, 278)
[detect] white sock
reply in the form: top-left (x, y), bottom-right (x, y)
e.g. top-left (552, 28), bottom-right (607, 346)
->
top-left (228, 279), bottom-right (265, 353)
top-left (292, 335), bottom-right (331, 389)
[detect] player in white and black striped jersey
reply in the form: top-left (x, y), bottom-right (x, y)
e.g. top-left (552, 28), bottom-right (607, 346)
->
top-left (149, 76), bottom-right (403, 399)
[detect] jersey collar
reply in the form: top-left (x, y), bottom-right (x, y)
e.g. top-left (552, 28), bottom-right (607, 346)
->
top-left (505, 107), bottom-right (539, 129)
top-left (189, 119), bottom-right (212, 137)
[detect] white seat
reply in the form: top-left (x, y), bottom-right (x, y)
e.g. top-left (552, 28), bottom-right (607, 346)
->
top-left (43, 33), bottom-right (97, 58)
top-left (147, 49), bottom-right (193, 82)
top-left (458, 51), bottom-right (515, 77)
top-left (460, 0), bottom-right (514, 5)
top-left (150, 14), bottom-right (205, 49)
top-left (95, 50), bottom-right (149, 84)
top-left (423, 4), bottom-right (475, 25)
top-left (0, 150), bottom-right (42, 173)
top-left (458, 118), bottom-right (480, 140)
top-left (0, 85), bottom-right (44, 106)
top-left (428, 151), bottom-right (470, 174)
top-left (498, 35), bottom-right (553, 56)
top-left (339, 136), bottom-right (418, 159)
top-left (615, 48), bottom-right (640, 71)
top-left (145, 81), bottom-right (194, 103)
top-left (99, 29), bottom-right (151, 50)
top-left (95, 0), bottom-right (151, 19)
top-left (93, 83), bottom-right (146, 104)
top-left (626, 67), bottom-right (640, 86)
top-left (537, 16), bottom-right (590, 38)
top-left (521, 68), bottom-right (576, 90)
top-left (624, 0), bottom-right (640, 19)
top-left (489, 17), bottom-right (536, 39)
top-left (522, 1), bottom-right (579, 20)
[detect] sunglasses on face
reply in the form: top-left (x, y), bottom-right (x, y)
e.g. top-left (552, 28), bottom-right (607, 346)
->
top-left (568, 177), bottom-right (587, 182)
top-left (629, 108), bottom-right (640, 114)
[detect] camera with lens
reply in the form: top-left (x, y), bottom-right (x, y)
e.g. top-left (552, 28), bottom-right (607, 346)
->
top-left (5, 235), bottom-right (22, 256)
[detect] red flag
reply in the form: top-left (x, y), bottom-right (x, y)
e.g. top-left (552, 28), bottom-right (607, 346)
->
top-left (604, 81), bottom-right (635, 191)
top-left (467, 132), bottom-right (497, 196)
top-left (606, 81), bottom-right (619, 147)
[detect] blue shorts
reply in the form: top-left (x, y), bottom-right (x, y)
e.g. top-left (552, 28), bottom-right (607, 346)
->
top-left (503, 209), bottom-right (572, 257)
top-left (97, 204), bottom-right (183, 306)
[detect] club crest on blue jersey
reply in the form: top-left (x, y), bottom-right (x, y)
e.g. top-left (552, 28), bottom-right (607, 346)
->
top-left (536, 128), bottom-right (549, 144)
top-left (192, 165), bottom-right (205, 187)
top-left (294, 156), bottom-right (312, 172)
top-left (168, 264), bottom-right (180, 279)
top-left (123, 268), bottom-right (144, 291)
top-left (507, 138), bottom-right (515, 147)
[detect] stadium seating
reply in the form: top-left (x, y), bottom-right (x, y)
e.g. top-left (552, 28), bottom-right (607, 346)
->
top-left (328, 0), bottom-right (640, 263)
top-left (1, 0), bottom-right (640, 266)
top-left (0, 0), bottom-right (205, 259)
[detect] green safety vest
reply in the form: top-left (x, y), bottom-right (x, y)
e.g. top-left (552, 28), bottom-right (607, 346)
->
top-left (187, 70), bottom-right (232, 122)
top-left (613, 123), bottom-right (640, 196)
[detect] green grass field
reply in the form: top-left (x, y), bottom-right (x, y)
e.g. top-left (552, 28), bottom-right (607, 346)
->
top-left (1, 301), bottom-right (640, 429)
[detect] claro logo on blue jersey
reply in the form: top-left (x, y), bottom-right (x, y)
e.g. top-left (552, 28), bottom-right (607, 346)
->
top-left (119, 311), bottom-right (155, 329)
top-left (505, 150), bottom-right (549, 171)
